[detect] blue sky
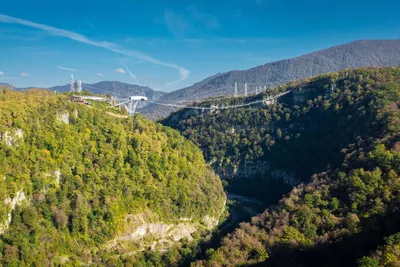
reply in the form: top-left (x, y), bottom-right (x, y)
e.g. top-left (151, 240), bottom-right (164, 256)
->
top-left (0, 0), bottom-right (399, 92)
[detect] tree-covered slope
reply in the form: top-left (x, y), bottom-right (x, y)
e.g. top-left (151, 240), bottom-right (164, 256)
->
top-left (163, 68), bottom-right (399, 203)
top-left (358, 232), bottom-right (400, 266)
top-left (161, 67), bottom-right (400, 266)
top-left (0, 89), bottom-right (225, 266)
top-left (197, 141), bottom-right (400, 266)
top-left (144, 39), bottom-right (400, 120)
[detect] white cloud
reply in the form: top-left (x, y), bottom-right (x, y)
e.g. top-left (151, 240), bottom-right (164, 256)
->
top-left (96, 73), bottom-right (104, 77)
top-left (0, 14), bottom-right (190, 85)
top-left (0, 71), bottom-right (3, 76)
top-left (56, 66), bottom-right (76, 72)
top-left (114, 68), bottom-right (126, 74)
top-left (122, 63), bottom-right (137, 80)
top-left (20, 72), bottom-right (28, 77)
top-left (179, 68), bottom-right (190, 80)
top-left (166, 68), bottom-right (191, 86)
top-left (88, 19), bottom-right (96, 29)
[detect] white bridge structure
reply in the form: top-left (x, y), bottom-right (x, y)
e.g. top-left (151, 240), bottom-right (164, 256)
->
top-left (112, 96), bottom-right (148, 115)
top-left (65, 74), bottom-right (292, 116)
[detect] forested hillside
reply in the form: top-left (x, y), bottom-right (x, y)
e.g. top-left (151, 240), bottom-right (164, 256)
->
top-left (0, 89), bottom-right (225, 266)
top-left (163, 68), bottom-right (398, 202)
top-left (144, 39), bottom-right (400, 120)
top-left (161, 67), bottom-right (400, 266)
top-left (358, 233), bottom-right (400, 266)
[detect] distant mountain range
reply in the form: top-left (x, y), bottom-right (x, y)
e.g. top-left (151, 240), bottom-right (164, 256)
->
top-left (0, 83), bottom-right (14, 89)
top-left (50, 81), bottom-right (166, 101)
top-left (141, 39), bottom-right (400, 120)
top-left (11, 81), bottom-right (166, 102)
top-left (3, 39), bottom-right (400, 120)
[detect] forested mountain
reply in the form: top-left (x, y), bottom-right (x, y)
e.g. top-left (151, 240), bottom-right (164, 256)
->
top-left (161, 67), bottom-right (400, 266)
top-left (144, 39), bottom-right (400, 120)
top-left (358, 233), bottom-right (400, 266)
top-left (0, 88), bottom-right (225, 266)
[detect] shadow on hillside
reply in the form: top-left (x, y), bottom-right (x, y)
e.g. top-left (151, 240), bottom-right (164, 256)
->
top-left (247, 210), bottom-right (400, 267)
top-left (181, 199), bottom-right (266, 267)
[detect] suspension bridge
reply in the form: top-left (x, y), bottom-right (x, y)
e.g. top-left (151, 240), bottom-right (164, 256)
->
top-left (146, 90), bottom-right (291, 111)
top-left (67, 78), bottom-right (291, 116)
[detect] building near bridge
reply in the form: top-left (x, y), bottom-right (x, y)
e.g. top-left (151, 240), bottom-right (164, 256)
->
top-left (70, 96), bottom-right (90, 105)
top-left (263, 98), bottom-right (277, 105)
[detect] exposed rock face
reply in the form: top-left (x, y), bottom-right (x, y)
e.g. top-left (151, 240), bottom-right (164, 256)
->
top-left (214, 160), bottom-right (299, 187)
top-left (4, 190), bottom-right (26, 211)
top-left (115, 222), bottom-right (198, 243)
top-left (54, 170), bottom-right (61, 185)
top-left (42, 170), bottom-right (62, 193)
top-left (0, 170), bottom-right (60, 235)
top-left (58, 112), bottom-right (69, 124)
top-left (1, 128), bottom-right (23, 146)
top-left (14, 129), bottom-right (23, 138)
top-left (202, 215), bottom-right (219, 229)
top-left (3, 132), bottom-right (12, 146)
top-left (0, 190), bottom-right (26, 234)
top-left (107, 212), bottom-right (221, 254)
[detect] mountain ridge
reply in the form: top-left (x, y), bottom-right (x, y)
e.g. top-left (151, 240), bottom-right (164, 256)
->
top-left (141, 39), bottom-right (400, 120)
top-left (16, 81), bottom-right (167, 102)
top-left (51, 81), bottom-right (167, 101)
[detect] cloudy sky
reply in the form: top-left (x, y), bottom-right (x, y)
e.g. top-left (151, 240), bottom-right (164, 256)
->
top-left (0, 0), bottom-right (399, 91)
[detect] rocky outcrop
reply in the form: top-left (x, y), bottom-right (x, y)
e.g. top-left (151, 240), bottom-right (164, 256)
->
top-left (0, 190), bottom-right (26, 234)
top-left (0, 170), bottom-right (60, 235)
top-left (58, 112), bottom-right (69, 124)
top-left (107, 212), bottom-right (221, 254)
top-left (202, 215), bottom-right (219, 229)
top-left (42, 170), bottom-right (62, 194)
top-left (214, 160), bottom-right (299, 187)
top-left (1, 128), bottom-right (23, 146)
top-left (54, 169), bottom-right (61, 185)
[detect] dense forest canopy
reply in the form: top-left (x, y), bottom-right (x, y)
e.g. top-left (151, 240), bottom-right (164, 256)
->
top-left (161, 67), bottom-right (400, 266)
top-left (0, 89), bottom-right (225, 266)
top-left (3, 67), bottom-right (400, 266)
top-left (162, 68), bottom-right (400, 203)
top-left (358, 232), bottom-right (400, 266)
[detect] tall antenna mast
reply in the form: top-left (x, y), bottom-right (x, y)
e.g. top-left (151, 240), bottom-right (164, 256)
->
top-left (234, 82), bottom-right (238, 97)
top-left (70, 74), bottom-right (75, 92)
top-left (77, 80), bottom-right (82, 93)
